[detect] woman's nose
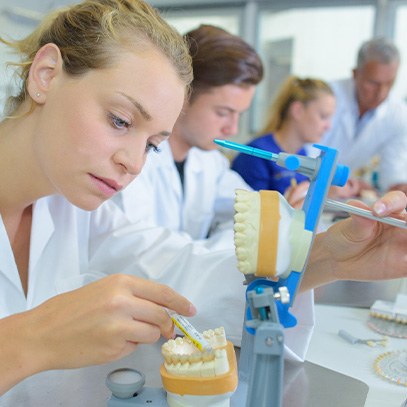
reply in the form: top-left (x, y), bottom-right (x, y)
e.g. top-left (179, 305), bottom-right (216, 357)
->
top-left (114, 142), bottom-right (147, 176)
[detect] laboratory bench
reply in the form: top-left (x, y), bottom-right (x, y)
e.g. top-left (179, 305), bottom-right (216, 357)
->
top-left (1, 304), bottom-right (406, 407)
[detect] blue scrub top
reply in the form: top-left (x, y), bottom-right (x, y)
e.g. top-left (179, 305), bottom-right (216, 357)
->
top-left (231, 133), bottom-right (308, 194)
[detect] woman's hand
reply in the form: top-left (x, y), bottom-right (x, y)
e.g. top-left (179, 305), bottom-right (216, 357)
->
top-left (329, 177), bottom-right (363, 199)
top-left (388, 183), bottom-right (407, 195)
top-left (0, 274), bottom-right (195, 394)
top-left (302, 191), bottom-right (407, 291)
top-left (284, 180), bottom-right (310, 209)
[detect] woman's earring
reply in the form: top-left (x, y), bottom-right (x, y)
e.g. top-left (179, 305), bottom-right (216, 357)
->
top-left (36, 92), bottom-right (41, 98)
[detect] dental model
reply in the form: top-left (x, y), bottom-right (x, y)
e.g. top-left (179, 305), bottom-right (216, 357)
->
top-left (160, 326), bottom-right (237, 407)
top-left (370, 294), bottom-right (407, 324)
top-left (234, 189), bottom-right (312, 279)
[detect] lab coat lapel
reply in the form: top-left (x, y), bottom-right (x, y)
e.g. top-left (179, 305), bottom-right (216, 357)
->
top-left (160, 141), bottom-right (184, 207)
top-left (182, 149), bottom-right (210, 238)
top-left (29, 197), bottom-right (55, 275)
top-left (0, 214), bottom-right (23, 291)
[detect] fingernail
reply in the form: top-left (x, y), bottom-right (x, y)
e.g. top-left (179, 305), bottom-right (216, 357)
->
top-left (373, 202), bottom-right (386, 215)
top-left (189, 304), bottom-right (197, 315)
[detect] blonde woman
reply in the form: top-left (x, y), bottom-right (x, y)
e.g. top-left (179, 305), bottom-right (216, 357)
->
top-left (232, 76), bottom-right (335, 206)
top-left (0, 0), bottom-right (194, 394)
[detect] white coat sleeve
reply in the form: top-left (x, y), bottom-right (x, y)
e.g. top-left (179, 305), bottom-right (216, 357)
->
top-left (87, 203), bottom-right (314, 361)
top-left (377, 104), bottom-right (407, 190)
top-left (209, 154), bottom-right (253, 238)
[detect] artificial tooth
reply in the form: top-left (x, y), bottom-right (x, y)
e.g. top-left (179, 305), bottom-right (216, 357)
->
top-left (234, 223), bottom-right (245, 232)
top-left (234, 232), bottom-right (246, 241)
top-left (179, 354), bottom-right (189, 364)
top-left (203, 329), bottom-right (214, 340)
top-left (188, 361), bottom-right (203, 376)
top-left (164, 339), bottom-right (176, 350)
top-left (236, 247), bottom-right (247, 260)
top-left (215, 349), bottom-right (229, 375)
top-left (189, 353), bottom-right (201, 363)
top-left (175, 337), bottom-right (184, 346)
top-left (177, 362), bottom-right (190, 376)
top-left (162, 351), bottom-right (172, 364)
top-left (171, 353), bottom-right (180, 364)
top-left (202, 349), bottom-right (215, 362)
top-left (201, 360), bottom-right (215, 377)
top-left (234, 202), bottom-right (248, 212)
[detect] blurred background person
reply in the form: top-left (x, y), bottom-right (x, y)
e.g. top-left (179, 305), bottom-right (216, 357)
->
top-left (231, 76), bottom-right (336, 208)
top-left (316, 37), bottom-right (407, 197)
top-left (116, 24), bottom-right (263, 246)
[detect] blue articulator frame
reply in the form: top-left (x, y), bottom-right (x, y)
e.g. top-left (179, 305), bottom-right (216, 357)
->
top-left (246, 144), bottom-right (349, 328)
top-left (229, 143), bottom-right (349, 407)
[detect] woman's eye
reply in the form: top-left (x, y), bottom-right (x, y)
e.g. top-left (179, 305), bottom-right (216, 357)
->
top-left (146, 143), bottom-right (161, 154)
top-left (109, 114), bottom-right (130, 129)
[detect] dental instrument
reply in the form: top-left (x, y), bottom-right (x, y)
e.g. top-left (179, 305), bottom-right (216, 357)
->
top-left (338, 329), bottom-right (388, 347)
top-left (167, 310), bottom-right (212, 352)
top-left (215, 139), bottom-right (406, 231)
top-left (325, 198), bottom-right (407, 229)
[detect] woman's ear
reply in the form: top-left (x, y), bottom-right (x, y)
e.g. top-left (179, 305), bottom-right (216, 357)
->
top-left (27, 43), bottom-right (63, 104)
top-left (289, 100), bottom-right (304, 121)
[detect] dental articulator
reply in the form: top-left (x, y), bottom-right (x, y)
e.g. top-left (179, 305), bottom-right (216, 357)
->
top-left (106, 141), bottom-right (406, 406)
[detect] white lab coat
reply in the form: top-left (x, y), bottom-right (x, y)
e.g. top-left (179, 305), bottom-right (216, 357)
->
top-left (115, 140), bottom-right (250, 248)
top-left (316, 78), bottom-right (407, 191)
top-left (0, 195), bottom-right (314, 363)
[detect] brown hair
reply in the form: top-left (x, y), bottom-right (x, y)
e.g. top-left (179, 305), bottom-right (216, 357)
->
top-left (261, 76), bottom-right (334, 134)
top-left (1, 0), bottom-right (193, 115)
top-left (185, 24), bottom-right (263, 101)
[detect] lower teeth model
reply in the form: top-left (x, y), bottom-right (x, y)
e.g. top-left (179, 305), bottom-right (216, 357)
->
top-left (234, 189), bottom-right (312, 279)
top-left (160, 327), bottom-right (237, 407)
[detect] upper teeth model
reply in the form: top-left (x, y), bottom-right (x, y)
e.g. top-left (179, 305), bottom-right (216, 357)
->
top-left (234, 189), bottom-right (312, 279)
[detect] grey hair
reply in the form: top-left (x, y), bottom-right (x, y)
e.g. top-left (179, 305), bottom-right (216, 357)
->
top-left (357, 37), bottom-right (400, 69)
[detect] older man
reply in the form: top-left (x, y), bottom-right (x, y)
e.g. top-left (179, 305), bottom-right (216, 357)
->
top-left (319, 37), bottom-right (407, 195)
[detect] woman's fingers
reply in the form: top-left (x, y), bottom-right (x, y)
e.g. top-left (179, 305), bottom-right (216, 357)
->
top-left (286, 181), bottom-right (309, 208)
top-left (372, 190), bottom-right (407, 217)
top-left (25, 274), bottom-right (196, 371)
top-left (125, 275), bottom-right (196, 317)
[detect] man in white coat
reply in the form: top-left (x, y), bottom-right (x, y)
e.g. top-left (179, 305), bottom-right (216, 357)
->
top-left (318, 37), bottom-right (407, 195)
top-left (116, 25), bottom-right (262, 247)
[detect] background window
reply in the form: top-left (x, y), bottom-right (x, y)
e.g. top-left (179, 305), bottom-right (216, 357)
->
top-left (252, 5), bottom-right (375, 137)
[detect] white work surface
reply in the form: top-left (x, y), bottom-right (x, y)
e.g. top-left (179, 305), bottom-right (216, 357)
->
top-left (2, 304), bottom-right (406, 406)
top-left (306, 304), bottom-right (407, 407)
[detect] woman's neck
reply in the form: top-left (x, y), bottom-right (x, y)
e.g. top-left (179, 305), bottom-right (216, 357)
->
top-left (273, 124), bottom-right (304, 154)
top-left (168, 130), bottom-right (190, 162)
top-left (0, 117), bottom-right (47, 216)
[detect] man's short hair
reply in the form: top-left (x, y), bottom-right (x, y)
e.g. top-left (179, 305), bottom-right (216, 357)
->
top-left (357, 37), bottom-right (400, 69)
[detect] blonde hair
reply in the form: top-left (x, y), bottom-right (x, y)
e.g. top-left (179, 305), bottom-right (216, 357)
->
top-left (1, 0), bottom-right (193, 115)
top-left (261, 76), bottom-right (333, 134)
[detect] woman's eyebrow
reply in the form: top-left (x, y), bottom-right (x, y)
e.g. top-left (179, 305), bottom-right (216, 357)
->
top-left (117, 92), bottom-right (172, 137)
top-left (117, 91), bottom-right (152, 121)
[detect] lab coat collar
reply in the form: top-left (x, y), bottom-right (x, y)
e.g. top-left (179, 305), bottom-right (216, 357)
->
top-left (350, 78), bottom-right (390, 120)
top-left (159, 141), bottom-right (205, 174)
top-left (0, 197), bottom-right (54, 293)
top-left (0, 214), bottom-right (22, 290)
top-left (29, 197), bottom-right (55, 280)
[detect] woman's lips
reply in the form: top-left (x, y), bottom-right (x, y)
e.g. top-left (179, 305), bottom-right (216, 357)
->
top-left (89, 174), bottom-right (123, 198)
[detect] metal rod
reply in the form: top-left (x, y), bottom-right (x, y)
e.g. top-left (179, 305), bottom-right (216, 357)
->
top-left (325, 199), bottom-right (407, 229)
